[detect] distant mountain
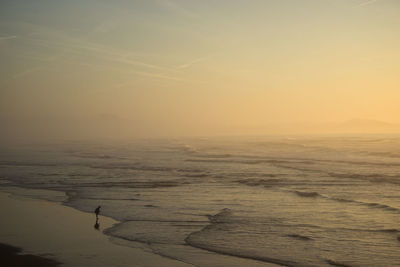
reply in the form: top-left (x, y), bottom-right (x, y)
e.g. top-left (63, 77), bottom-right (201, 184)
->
top-left (341, 118), bottom-right (393, 127)
top-left (334, 119), bottom-right (400, 133)
top-left (226, 119), bottom-right (400, 135)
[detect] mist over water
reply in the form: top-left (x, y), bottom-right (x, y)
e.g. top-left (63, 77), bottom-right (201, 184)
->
top-left (1, 135), bottom-right (400, 266)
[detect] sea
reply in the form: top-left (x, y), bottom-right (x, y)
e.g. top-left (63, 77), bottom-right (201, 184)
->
top-left (1, 135), bottom-right (400, 267)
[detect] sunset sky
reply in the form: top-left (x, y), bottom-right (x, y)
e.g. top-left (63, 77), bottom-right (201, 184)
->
top-left (1, 0), bottom-right (399, 140)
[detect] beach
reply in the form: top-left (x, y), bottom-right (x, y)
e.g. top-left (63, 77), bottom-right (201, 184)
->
top-left (0, 190), bottom-right (191, 267)
top-left (0, 189), bottom-right (279, 267)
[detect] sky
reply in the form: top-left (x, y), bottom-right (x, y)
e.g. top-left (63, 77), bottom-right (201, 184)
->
top-left (1, 0), bottom-right (400, 141)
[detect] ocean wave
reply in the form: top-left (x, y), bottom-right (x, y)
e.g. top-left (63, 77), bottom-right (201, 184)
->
top-left (90, 163), bottom-right (175, 172)
top-left (61, 179), bottom-right (187, 189)
top-left (235, 178), bottom-right (282, 187)
top-left (104, 227), bottom-right (164, 245)
top-left (362, 202), bottom-right (400, 212)
top-left (195, 153), bottom-right (233, 159)
top-left (186, 209), bottom-right (397, 267)
top-left (326, 259), bottom-right (353, 267)
top-left (71, 153), bottom-right (115, 159)
top-left (36, 173), bottom-right (61, 177)
top-left (144, 204), bottom-right (158, 208)
top-left (293, 191), bottom-right (321, 198)
top-left (186, 209), bottom-right (316, 266)
top-left (185, 158), bottom-right (297, 165)
top-left (181, 173), bottom-right (210, 178)
top-left (64, 191), bottom-right (140, 201)
top-left (376, 228), bottom-right (399, 233)
top-left (187, 153), bottom-right (400, 169)
top-left (68, 173), bottom-right (95, 177)
top-left (328, 173), bottom-right (400, 185)
top-left (361, 151), bottom-right (400, 159)
top-left (206, 208), bottom-right (233, 223)
top-left (64, 149), bottom-right (128, 160)
top-left (291, 190), bottom-right (400, 213)
top-left (176, 168), bottom-right (204, 173)
top-left (274, 164), bottom-right (324, 173)
top-left (185, 209), bottom-right (302, 266)
top-left (76, 196), bottom-right (140, 201)
top-left (286, 234), bottom-right (313, 241)
top-left (0, 161), bottom-right (59, 167)
top-left (184, 238), bottom-right (299, 267)
top-left (179, 144), bottom-right (199, 154)
top-left (90, 163), bottom-right (210, 178)
top-left (105, 220), bottom-right (207, 247)
top-left (270, 222), bottom-right (399, 234)
top-left (308, 226), bottom-right (400, 234)
top-left (103, 219), bottom-right (205, 266)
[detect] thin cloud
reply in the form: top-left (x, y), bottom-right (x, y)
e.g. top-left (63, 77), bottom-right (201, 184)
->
top-left (358, 0), bottom-right (380, 6)
top-left (113, 68), bottom-right (208, 87)
top-left (92, 20), bottom-right (118, 34)
top-left (27, 36), bottom-right (188, 82)
top-left (130, 70), bottom-right (191, 82)
top-left (176, 57), bottom-right (207, 70)
top-left (11, 22), bottom-right (207, 84)
top-left (12, 67), bottom-right (42, 78)
top-left (159, 0), bottom-right (200, 19)
top-left (0, 35), bottom-right (17, 41)
top-left (16, 53), bottom-right (58, 62)
top-left (27, 30), bottom-right (177, 73)
top-left (18, 22), bottom-right (177, 73)
top-left (112, 72), bottom-right (185, 88)
top-left (28, 35), bottom-right (175, 73)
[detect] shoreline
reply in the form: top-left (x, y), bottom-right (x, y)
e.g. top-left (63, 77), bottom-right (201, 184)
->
top-left (0, 190), bottom-right (192, 267)
top-left (0, 187), bottom-right (280, 267)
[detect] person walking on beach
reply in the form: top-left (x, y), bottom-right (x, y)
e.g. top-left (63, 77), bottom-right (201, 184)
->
top-left (94, 206), bottom-right (101, 230)
top-left (95, 206), bottom-right (101, 218)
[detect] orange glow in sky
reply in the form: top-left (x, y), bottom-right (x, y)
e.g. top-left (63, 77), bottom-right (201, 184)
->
top-left (1, 0), bottom-right (399, 140)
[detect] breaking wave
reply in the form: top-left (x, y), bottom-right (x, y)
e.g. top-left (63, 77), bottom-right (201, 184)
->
top-left (326, 259), bottom-right (353, 267)
top-left (293, 191), bottom-right (321, 198)
top-left (186, 208), bottom-right (300, 267)
top-left (286, 234), bottom-right (313, 241)
top-left (235, 178), bottom-right (283, 187)
top-left (328, 173), bottom-right (400, 185)
top-left (291, 190), bottom-right (400, 213)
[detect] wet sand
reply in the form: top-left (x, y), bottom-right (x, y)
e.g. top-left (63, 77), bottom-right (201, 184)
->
top-left (0, 242), bottom-right (61, 267)
top-left (0, 191), bottom-right (191, 267)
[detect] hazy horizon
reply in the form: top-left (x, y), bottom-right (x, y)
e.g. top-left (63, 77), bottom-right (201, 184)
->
top-left (1, 0), bottom-right (399, 141)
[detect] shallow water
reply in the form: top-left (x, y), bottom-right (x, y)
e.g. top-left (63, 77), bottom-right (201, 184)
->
top-left (1, 135), bottom-right (400, 266)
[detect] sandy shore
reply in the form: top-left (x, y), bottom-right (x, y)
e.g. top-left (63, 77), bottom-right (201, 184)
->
top-left (0, 188), bottom-right (280, 267)
top-left (0, 191), bottom-right (191, 267)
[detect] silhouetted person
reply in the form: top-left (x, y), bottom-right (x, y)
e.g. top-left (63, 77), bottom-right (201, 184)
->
top-left (95, 206), bottom-right (101, 218)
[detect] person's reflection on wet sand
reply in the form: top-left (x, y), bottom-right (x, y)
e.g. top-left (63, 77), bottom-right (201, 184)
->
top-left (94, 217), bottom-right (100, 230)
